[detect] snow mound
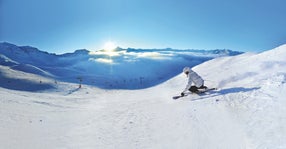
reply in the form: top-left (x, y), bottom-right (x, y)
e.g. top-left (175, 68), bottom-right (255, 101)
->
top-left (195, 44), bottom-right (286, 88)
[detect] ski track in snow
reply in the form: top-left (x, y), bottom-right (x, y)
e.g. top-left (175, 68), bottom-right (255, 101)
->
top-left (1, 44), bottom-right (286, 148)
top-left (1, 83), bottom-right (285, 149)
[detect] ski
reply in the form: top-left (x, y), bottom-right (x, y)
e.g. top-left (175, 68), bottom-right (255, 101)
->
top-left (172, 95), bottom-right (184, 100)
top-left (196, 87), bottom-right (217, 94)
top-left (172, 88), bottom-right (217, 100)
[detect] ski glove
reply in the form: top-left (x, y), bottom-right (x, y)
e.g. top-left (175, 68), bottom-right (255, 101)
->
top-left (181, 92), bottom-right (184, 96)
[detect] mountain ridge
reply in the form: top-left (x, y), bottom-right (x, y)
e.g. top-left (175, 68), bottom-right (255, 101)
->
top-left (0, 42), bottom-right (243, 89)
top-left (0, 42), bottom-right (242, 56)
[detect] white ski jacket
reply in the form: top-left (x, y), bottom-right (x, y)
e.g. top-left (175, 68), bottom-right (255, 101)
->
top-left (183, 70), bottom-right (204, 92)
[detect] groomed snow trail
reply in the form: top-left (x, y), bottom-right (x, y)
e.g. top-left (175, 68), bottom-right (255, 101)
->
top-left (0, 86), bottom-right (252, 149)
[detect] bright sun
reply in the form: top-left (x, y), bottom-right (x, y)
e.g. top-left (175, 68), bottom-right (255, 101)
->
top-left (103, 41), bottom-right (117, 52)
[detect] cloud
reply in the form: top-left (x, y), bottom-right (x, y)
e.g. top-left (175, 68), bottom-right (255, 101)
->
top-left (89, 58), bottom-right (113, 64)
top-left (124, 52), bottom-right (174, 60)
top-left (89, 49), bottom-right (175, 61)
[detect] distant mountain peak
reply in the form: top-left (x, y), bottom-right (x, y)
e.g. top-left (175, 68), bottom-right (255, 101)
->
top-left (74, 49), bottom-right (89, 54)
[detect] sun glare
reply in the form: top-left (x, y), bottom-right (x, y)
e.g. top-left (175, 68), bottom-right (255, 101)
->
top-left (104, 41), bottom-right (117, 52)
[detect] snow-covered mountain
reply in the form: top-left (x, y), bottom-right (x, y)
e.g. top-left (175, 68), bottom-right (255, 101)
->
top-left (0, 43), bottom-right (285, 148)
top-left (0, 42), bottom-right (242, 89)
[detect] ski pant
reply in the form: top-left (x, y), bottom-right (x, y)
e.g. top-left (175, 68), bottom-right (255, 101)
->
top-left (188, 85), bottom-right (207, 92)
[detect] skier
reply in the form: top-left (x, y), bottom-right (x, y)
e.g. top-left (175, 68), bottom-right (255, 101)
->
top-left (181, 67), bottom-right (207, 96)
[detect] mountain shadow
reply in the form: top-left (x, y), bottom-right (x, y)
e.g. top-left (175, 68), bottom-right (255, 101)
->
top-left (0, 73), bottom-right (55, 92)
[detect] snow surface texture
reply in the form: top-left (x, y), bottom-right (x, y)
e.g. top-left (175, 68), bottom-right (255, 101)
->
top-left (1, 44), bottom-right (286, 148)
top-left (0, 42), bottom-right (241, 89)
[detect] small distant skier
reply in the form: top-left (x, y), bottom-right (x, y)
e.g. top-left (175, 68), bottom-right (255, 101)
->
top-left (181, 67), bottom-right (207, 96)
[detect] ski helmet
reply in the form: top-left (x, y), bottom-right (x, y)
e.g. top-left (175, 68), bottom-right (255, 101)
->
top-left (183, 67), bottom-right (191, 74)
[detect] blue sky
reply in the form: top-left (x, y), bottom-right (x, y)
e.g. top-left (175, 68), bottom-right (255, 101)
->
top-left (1, 0), bottom-right (286, 53)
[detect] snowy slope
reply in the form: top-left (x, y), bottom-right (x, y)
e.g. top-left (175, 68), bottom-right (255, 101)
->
top-left (0, 65), bottom-right (56, 91)
top-left (0, 54), bottom-right (19, 66)
top-left (1, 44), bottom-right (286, 149)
